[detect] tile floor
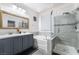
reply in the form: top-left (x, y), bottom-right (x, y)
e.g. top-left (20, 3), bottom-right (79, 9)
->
top-left (31, 49), bottom-right (59, 55)
top-left (32, 48), bottom-right (48, 55)
top-left (32, 50), bottom-right (43, 55)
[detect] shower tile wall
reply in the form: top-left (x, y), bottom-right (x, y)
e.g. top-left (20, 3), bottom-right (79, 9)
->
top-left (54, 14), bottom-right (78, 49)
top-left (76, 12), bottom-right (79, 50)
top-left (39, 11), bottom-right (54, 36)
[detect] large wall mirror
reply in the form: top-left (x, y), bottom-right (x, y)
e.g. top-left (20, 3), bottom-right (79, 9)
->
top-left (0, 10), bottom-right (29, 29)
top-left (19, 20), bottom-right (29, 29)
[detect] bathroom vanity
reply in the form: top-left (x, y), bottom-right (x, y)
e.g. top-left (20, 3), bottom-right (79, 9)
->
top-left (0, 33), bottom-right (34, 55)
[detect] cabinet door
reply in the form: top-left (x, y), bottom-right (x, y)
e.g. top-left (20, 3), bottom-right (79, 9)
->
top-left (22, 35), bottom-right (29, 50)
top-left (3, 38), bottom-right (13, 55)
top-left (28, 34), bottom-right (34, 47)
top-left (0, 40), bottom-right (4, 55)
top-left (13, 36), bottom-right (22, 54)
top-left (23, 34), bottom-right (34, 50)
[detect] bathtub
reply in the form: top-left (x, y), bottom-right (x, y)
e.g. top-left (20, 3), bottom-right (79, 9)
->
top-left (33, 35), bottom-right (56, 55)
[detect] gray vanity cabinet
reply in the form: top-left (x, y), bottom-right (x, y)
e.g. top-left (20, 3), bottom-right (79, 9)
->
top-left (22, 34), bottom-right (34, 50)
top-left (22, 35), bottom-right (29, 50)
top-left (0, 40), bottom-right (4, 55)
top-left (0, 34), bottom-right (34, 55)
top-left (13, 36), bottom-right (23, 54)
top-left (0, 38), bottom-right (14, 55)
top-left (13, 34), bottom-right (34, 54)
top-left (27, 34), bottom-right (34, 48)
top-left (3, 38), bottom-right (13, 55)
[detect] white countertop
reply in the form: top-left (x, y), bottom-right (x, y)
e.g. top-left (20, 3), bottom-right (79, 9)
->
top-left (0, 33), bottom-right (32, 39)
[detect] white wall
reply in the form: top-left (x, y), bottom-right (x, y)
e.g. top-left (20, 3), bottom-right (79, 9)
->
top-left (39, 9), bottom-right (54, 34)
top-left (24, 6), bottom-right (39, 32)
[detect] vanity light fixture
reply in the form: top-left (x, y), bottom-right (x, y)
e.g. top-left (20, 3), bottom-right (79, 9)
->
top-left (11, 5), bottom-right (26, 14)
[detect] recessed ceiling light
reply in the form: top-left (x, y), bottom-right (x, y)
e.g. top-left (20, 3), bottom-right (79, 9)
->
top-left (18, 8), bottom-right (22, 11)
top-left (12, 5), bottom-right (17, 9)
top-left (22, 9), bottom-right (26, 13)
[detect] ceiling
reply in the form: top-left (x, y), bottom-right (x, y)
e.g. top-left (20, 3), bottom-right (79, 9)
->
top-left (24, 3), bottom-right (65, 13)
top-left (0, 3), bottom-right (65, 13)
